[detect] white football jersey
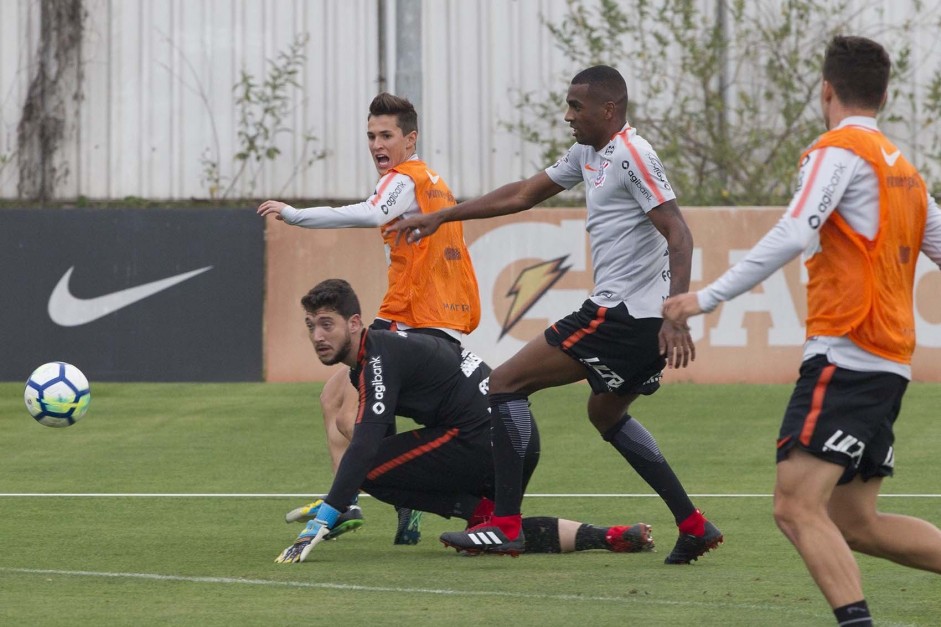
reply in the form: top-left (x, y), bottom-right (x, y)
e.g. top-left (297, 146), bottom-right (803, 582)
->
top-left (545, 124), bottom-right (676, 318)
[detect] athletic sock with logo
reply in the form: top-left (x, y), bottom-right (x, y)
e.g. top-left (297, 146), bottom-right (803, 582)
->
top-left (603, 414), bottom-right (697, 526)
top-left (489, 392), bottom-right (533, 529)
top-left (834, 600), bottom-right (872, 626)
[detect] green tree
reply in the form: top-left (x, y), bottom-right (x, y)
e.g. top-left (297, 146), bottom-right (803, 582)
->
top-left (504, 0), bottom-right (941, 205)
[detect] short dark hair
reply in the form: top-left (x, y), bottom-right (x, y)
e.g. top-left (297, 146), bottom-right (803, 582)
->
top-left (822, 35), bottom-right (890, 110)
top-left (301, 278), bottom-right (361, 319)
top-left (571, 65), bottom-right (628, 114)
top-left (369, 92), bottom-right (418, 135)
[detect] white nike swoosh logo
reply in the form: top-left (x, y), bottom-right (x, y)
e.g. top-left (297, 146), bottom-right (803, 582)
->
top-left (881, 146), bottom-right (901, 166)
top-left (48, 266), bottom-right (213, 327)
top-left (426, 169), bottom-right (440, 185)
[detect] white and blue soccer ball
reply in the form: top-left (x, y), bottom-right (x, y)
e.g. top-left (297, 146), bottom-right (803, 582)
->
top-left (24, 362), bottom-right (91, 428)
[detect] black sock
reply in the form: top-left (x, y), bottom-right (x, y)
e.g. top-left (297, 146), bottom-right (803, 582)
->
top-left (834, 600), bottom-right (872, 626)
top-left (574, 524), bottom-right (610, 551)
top-left (520, 516), bottom-right (562, 553)
top-left (603, 415), bottom-right (696, 524)
top-left (489, 393), bottom-right (533, 517)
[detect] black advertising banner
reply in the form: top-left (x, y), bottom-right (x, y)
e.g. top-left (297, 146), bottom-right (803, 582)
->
top-left (0, 208), bottom-right (263, 381)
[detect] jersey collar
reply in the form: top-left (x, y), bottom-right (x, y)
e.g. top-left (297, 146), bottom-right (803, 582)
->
top-left (837, 116), bottom-right (878, 131)
top-left (602, 123), bottom-right (633, 155)
top-left (355, 327), bottom-right (369, 368)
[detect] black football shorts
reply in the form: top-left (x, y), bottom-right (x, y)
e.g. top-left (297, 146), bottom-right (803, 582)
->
top-left (777, 355), bottom-right (908, 484)
top-left (544, 299), bottom-right (665, 396)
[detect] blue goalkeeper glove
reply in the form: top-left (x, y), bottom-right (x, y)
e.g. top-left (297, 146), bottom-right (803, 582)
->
top-left (275, 501), bottom-right (341, 564)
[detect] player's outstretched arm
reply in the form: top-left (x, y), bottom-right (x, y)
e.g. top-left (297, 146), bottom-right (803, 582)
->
top-left (385, 172), bottom-right (565, 244)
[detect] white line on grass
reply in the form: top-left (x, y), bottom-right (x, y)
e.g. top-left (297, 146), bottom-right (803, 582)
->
top-left (0, 567), bottom-right (887, 625)
top-left (1, 492), bottom-right (940, 498)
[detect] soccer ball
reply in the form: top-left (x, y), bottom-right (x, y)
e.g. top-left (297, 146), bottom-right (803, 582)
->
top-left (24, 362), bottom-right (91, 428)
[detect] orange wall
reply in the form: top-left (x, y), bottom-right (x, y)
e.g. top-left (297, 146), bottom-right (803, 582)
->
top-left (264, 207), bottom-right (941, 383)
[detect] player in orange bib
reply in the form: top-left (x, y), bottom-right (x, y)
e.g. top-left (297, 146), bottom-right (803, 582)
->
top-left (663, 36), bottom-right (941, 626)
top-left (258, 93), bottom-right (480, 544)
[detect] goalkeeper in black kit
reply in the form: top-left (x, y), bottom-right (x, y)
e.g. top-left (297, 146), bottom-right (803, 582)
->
top-left (276, 278), bottom-right (655, 563)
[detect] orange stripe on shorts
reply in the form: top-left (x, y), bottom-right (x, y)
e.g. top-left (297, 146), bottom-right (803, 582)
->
top-left (366, 427), bottom-right (461, 480)
top-left (798, 363), bottom-right (836, 446)
top-left (561, 307), bottom-right (607, 350)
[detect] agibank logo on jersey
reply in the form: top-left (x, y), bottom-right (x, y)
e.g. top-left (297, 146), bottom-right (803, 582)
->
top-left (368, 355), bottom-right (386, 414)
top-left (623, 163), bottom-right (653, 201)
top-left (380, 180), bottom-right (407, 215)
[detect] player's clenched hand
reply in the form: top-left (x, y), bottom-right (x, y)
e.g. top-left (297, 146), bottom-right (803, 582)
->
top-left (274, 502), bottom-right (341, 564)
top-left (257, 200), bottom-right (288, 221)
top-left (383, 212), bottom-right (441, 245)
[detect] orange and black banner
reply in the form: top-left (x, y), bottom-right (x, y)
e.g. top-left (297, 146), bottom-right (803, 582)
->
top-left (265, 207), bottom-right (941, 384)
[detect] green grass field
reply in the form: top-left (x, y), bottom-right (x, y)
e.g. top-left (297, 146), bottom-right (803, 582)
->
top-left (1, 381), bottom-right (939, 626)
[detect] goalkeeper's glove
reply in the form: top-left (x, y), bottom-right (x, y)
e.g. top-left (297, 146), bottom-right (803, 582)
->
top-left (274, 501), bottom-right (341, 564)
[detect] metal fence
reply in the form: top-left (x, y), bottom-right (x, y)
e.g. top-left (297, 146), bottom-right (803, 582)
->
top-left (1, 0), bottom-right (938, 201)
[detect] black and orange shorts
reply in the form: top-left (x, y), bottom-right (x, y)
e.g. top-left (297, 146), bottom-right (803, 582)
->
top-left (544, 299), bottom-right (665, 396)
top-left (776, 355), bottom-right (908, 484)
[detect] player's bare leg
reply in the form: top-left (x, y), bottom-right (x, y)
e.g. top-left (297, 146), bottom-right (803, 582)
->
top-left (320, 367), bottom-right (357, 472)
top-left (489, 336), bottom-right (589, 395)
top-left (556, 518), bottom-right (582, 552)
top-left (774, 448), bottom-right (864, 608)
top-left (829, 475), bottom-right (941, 573)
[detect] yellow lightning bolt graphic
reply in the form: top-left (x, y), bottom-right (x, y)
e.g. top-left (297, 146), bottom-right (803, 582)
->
top-left (500, 256), bottom-right (570, 339)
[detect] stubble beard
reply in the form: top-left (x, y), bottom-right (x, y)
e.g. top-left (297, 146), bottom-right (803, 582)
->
top-left (320, 334), bottom-right (353, 366)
